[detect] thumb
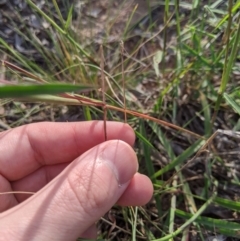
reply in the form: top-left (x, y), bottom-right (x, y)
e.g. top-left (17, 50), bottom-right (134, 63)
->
top-left (0, 140), bottom-right (138, 241)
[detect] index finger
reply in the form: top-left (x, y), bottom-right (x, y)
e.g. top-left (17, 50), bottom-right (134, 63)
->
top-left (0, 121), bottom-right (135, 181)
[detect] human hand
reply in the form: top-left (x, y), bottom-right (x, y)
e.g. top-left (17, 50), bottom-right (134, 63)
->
top-left (0, 121), bottom-right (153, 240)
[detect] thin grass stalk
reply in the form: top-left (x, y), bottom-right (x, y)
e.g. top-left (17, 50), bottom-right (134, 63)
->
top-left (173, 0), bottom-right (181, 122)
top-left (181, 173), bottom-right (205, 241)
top-left (181, 228), bottom-right (190, 241)
top-left (147, 0), bottom-right (153, 28)
top-left (221, 13), bottom-right (240, 91)
top-left (100, 45), bottom-right (107, 141)
top-left (16, 92), bottom-right (203, 139)
top-left (120, 41), bottom-right (127, 123)
top-left (162, 0), bottom-right (170, 72)
top-left (168, 175), bottom-right (177, 241)
top-left (123, 4), bottom-right (138, 38)
top-left (132, 206), bottom-right (138, 241)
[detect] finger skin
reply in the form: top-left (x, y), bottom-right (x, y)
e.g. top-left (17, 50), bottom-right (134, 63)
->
top-left (11, 169), bottom-right (153, 207)
top-left (0, 121), bottom-right (135, 181)
top-left (11, 164), bottom-right (69, 203)
top-left (0, 140), bottom-right (139, 241)
top-left (0, 175), bottom-right (18, 211)
top-left (80, 225), bottom-right (97, 240)
top-left (0, 121), bottom-right (135, 211)
top-left (117, 173), bottom-right (153, 206)
top-left (0, 121), bottom-right (153, 241)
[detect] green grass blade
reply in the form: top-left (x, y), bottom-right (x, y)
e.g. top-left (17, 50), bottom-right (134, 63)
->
top-left (182, 43), bottom-right (211, 67)
top-left (9, 94), bottom-right (80, 105)
top-left (214, 196), bottom-right (240, 212)
top-left (152, 189), bottom-right (216, 241)
top-left (83, 106), bottom-right (92, 121)
top-left (220, 15), bottom-right (240, 94)
top-left (0, 38), bottom-right (43, 74)
top-left (52, 0), bottom-right (65, 27)
top-left (132, 206), bottom-right (138, 241)
top-left (138, 120), bottom-right (162, 218)
top-left (211, 3), bottom-right (240, 124)
top-left (153, 139), bottom-right (204, 178)
top-left (139, 120), bottom-right (155, 177)
top-left (148, 122), bottom-right (175, 159)
top-left (214, 1), bottom-right (240, 30)
top-left (175, 209), bottom-right (240, 238)
top-left (200, 93), bottom-right (212, 137)
top-left (135, 130), bottom-right (154, 149)
top-left (65, 5), bottom-right (73, 30)
top-left (0, 84), bottom-right (93, 98)
top-left (224, 93), bottom-right (240, 115)
top-left (26, 0), bottom-right (65, 34)
top-left (26, 0), bottom-right (94, 63)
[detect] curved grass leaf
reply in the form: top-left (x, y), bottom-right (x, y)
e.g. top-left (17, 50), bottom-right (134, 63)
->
top-left (214, 196), bottom-right (240, 212)
top-left (0, 84), bottom-right (93, 98)
top-left (135, 130), bottom-right (154, 149)
top-left (224, 93), bottom-right (240, 115)
top-left (214, 1), bottom-right (240, 30)
top-left (65, 5), bottom-right (73, 30)
top-left (152, 138), bottom-right (204, 178)
top-left (175, 209), bottom-right (240, 238)
top-left (152, 191), bottom-right (216, 241)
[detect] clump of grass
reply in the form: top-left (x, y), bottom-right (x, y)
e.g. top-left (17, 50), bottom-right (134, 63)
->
top-left (1, 0), bottom-right (240, 240)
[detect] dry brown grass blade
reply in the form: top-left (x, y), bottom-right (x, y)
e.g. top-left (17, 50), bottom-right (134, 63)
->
top-left (2, 61), bottom-right (202, 137)
top-left (2, 61), bottom-right (47, 83)
top-left (61, 93), bottom-right (203, 139)
top-left (0, 191), bottom-right (35, 195)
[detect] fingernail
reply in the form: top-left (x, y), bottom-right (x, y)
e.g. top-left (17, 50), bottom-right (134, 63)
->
top-left (102, 140), bottom-right (138, 185)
